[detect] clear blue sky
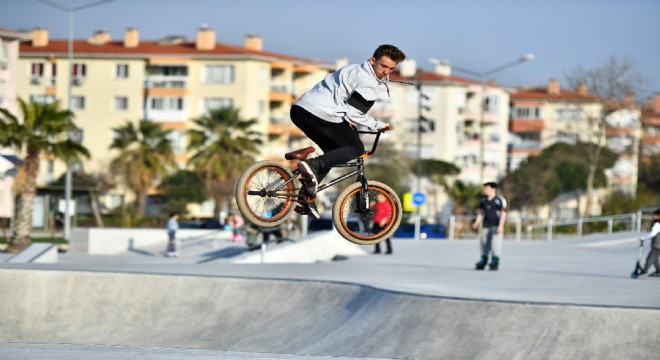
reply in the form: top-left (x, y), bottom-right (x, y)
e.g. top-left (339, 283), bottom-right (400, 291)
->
top-left (2, 0), bottom-right (659, 96)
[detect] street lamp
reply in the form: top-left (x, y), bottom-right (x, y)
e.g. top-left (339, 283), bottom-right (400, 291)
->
top-left (429, 54), bottom-right (534, 182)
top-left (38, 0), bottom-right (112, 241)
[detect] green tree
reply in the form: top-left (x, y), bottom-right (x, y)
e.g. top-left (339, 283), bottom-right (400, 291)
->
top-left (158, 170), bottom-right (207, 216)
top-left (564, 56), bottom-right (649, 215)
top-left (501, 142), bottom-right (617, 212)
top-left (0, 99), bottom-right (90, 251)
top-left (187, 107), bottom-right (261, 214)
top-left (441, 179), bottom-right (483, 215)
top-left (52, 171), bottom-right (116, 227)
top-left (364, 143), bottom-right (413, 197)
top-left (109, 120), bottom-right (175, 217)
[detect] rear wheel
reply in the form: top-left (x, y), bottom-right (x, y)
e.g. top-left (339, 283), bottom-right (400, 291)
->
top-left (235, 161), bottom-right (296, 227)
top-left (332, 181), bottom-right (402, 245)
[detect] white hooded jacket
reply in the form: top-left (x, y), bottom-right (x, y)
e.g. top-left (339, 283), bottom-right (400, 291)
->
top-left (294, 60), bottom-right (389, 130)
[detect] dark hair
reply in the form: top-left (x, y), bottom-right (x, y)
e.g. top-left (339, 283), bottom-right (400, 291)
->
top-left (483, 182), bottom-right (498, 189)
top-left (373, 44), bottom-right (406, 63)
top-left (169, 212), bottom-right (179, 218)
top-left (654, 208), bottom-right (660, 216)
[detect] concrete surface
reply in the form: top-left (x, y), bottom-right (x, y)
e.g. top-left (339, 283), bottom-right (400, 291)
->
top-left (1, 230), bottom-right (659, 359)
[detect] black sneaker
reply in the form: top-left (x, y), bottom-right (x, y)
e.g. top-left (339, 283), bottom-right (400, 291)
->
top-left (293, 202), bottom-right (320, 219)
top-left (489, 256), bottom-right (499, 271)
top-left (650, 272), bottom-right (660, 277)
top-left (475, 256), bottom-right (488, 270)
top-left (298, 159), bottom-right (321, 195)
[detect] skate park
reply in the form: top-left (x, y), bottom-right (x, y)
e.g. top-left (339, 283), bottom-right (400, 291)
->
top-left (1, 227), bottom-right (659, 359)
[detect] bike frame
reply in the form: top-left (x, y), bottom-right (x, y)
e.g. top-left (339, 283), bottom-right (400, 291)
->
top-left (249, 129), bottom-right (383, 212)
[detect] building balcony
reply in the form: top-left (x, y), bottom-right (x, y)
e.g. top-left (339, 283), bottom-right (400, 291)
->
top-left (144, 109), bottom-right (188, 122)
top-left (145, 76), bottom-right (187, 89)
top-left (510, 119), bottom-right (544, 132)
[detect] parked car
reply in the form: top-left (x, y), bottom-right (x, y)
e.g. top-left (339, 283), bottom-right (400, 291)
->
top-left (307, 216), bottom-right (362, 233)
top-left (179, 218), bottom-right (222, 229)
top-left (394, 223), bottom-right (446, 239)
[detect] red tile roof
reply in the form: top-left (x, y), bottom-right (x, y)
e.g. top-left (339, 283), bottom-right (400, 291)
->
top-left (390, 69), bottom-right (482, 86)
top-left (19, 39), bottom-right (332, 67)
top-left (511, 87), bottom-right (601, 102)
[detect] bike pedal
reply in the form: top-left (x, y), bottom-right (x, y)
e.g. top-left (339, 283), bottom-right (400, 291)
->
top-left (303, 194), bottom-right (316, 203)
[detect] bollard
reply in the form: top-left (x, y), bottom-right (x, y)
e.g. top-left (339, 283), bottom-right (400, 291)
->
top-left (260, 242), bottom-right (266, 264)
top-left (526, 225), bottom-right (532, 241)
top-left (546, 218), bottom-right (553, 242)
top-left (577, 218), bottom-right (583, 238)
top-left (607, 219), bottom-right (613, 234)
top-left (515, 215), bottom-right (521, 242)
top-left (448, 215), bottom-right (455, 241)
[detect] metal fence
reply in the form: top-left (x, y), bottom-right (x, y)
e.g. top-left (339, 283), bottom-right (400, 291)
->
top-left (443, 210), bottom-right (656, 241)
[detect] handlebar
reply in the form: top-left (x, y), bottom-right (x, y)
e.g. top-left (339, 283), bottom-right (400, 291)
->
top-left (356, 129), bottom-right (383, 157)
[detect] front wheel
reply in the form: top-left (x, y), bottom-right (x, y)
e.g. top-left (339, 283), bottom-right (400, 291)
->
top-left (235, 161), bottom-right (296, 227)
top-left (332, 181), bottom-right (402, 245)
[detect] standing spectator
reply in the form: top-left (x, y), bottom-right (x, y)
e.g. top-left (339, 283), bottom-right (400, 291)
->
top-left (165, 212), bottom-right (179, 257)
top-left (639, 208), bottom-right (660, 277)
top-left (228, 213), bottom-right (245, 242)
top-left (372, 193), bottom-right (393, 255)
top-left (471, 182), bottom-right (507, 270)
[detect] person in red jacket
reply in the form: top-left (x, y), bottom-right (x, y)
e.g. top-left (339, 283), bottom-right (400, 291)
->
top-left (372, 193), bottom-right (393, 254)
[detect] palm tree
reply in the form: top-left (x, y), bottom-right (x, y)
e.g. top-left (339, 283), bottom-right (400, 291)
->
top-left (0, 98), bottom-right (90, 251)
top-left (187, 107), bottom-right (262, 214)
top-left (109, 120), bottom-right (175, 217)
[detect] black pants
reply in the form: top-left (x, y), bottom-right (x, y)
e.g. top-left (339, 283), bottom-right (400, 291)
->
top-left (372, 223), bottom-right (392, 253)
top-left (290, 105), bottom-right (364, 181)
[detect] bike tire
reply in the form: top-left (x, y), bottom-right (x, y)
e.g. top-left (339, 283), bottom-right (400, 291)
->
top-left (332, 181), bottom-right (402, 245)
top-left (235, 161), bottom-right (296, 227)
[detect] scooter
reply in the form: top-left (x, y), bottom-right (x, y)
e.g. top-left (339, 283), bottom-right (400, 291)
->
top-left (631, 239), bottom-right (645, 279)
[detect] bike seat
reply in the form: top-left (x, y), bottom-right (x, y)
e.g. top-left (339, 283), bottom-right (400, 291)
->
top-left (285, 147), bottom-right (315, 160)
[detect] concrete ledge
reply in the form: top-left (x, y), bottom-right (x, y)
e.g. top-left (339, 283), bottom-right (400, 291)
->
top-left (233, 230), bottom-right (367, 264)
top-left (6, 243), bottom-right (58, 263)
top-left (70, 228), bottom-right (231, 255)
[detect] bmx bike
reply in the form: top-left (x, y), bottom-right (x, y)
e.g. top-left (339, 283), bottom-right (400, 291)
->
top-left (234, 128), bottom-right (402, 245)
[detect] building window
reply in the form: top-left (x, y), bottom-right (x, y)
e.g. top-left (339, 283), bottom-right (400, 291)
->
top-left (484, 95), bottom-right (500, 114)
top-left (204, 64), bottom-right (235, 84)
top-left (115, 64), bottom-right (129, 78)
top-left (0, 43), bottom-right (8, 69)
top-left (29, 94), bottom-right (56, 104)
top-left (203, 97), bottom-right (233, 114)
top-left (555, 108), bottom-right (581, 121)
top-left (71, 96), bottom-right (85, 111)
top-left (72, 63), bottom-right (86, 78)
top-left (513, 106), bottom-right (542, 119)
top-left (114, 96), bottom-right (128, 110)
top-left (167, 130), bottom-right (186, 155)
top-left (149, 97), bottom-right (184, 110)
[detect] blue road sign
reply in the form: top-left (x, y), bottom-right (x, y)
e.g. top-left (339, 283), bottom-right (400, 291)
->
top-left (412, 192), bottom-right (426, 206)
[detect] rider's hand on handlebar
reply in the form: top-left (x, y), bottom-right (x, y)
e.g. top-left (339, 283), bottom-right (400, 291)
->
top-left (380, 123), bottom-right (393, 132)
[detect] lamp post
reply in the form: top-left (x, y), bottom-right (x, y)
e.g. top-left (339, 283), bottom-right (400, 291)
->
top-left (429, 54), bottom-right (534, 182)
top-left (38, 0), bottom-right (112, 241)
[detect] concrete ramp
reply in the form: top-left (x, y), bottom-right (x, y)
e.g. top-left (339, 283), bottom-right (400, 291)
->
top-left (1, 269), bottom-right (658, 359)
top-left (5, 243), bottom-right (58, 263)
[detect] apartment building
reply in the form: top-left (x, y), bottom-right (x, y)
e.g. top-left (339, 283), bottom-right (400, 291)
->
top-left (641, 94), bottom-right (660, 160)
top-left (509, 79), bottom-right (641, 215)
top-left (0, 28), bottom-right (30, 115)
top-left (384, 59), bottom-right (511, 185)
top-left (17, 27), bottom-right (333, 192)
top-left (0, 28), bottom-right (30, 220)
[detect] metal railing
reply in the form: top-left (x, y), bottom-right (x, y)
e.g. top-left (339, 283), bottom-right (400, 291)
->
top-left (444, 210), bottom-right (655, 242)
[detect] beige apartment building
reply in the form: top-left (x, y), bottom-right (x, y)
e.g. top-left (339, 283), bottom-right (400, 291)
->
top-left (509, 79), bottom-right (641, 216)
top-left (384, 59), bottom-right (511, 185)
top-left (16, 27), bottom-right (332, 214)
